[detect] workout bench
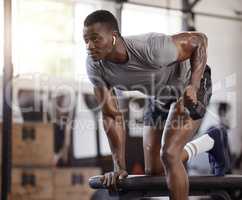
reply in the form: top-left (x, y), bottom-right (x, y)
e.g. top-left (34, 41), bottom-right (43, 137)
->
top-left (89, 175), bottom-right (242, 200)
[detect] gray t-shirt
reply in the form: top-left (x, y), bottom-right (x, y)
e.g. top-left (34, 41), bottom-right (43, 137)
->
top-left (86, 33), bottom-right (191, 103)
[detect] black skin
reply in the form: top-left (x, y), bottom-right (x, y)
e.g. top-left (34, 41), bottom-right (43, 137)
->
top-left (83, 22), bottom-right (208, 199)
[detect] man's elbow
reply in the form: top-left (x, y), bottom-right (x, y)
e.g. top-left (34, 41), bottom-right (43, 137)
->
top-left (103, 110), bottom-right (115, 119)
top-left (102, 112), bottom-right (114, 131)
top-left (102, 110), bottom-right (121, 121)
top-left (196, 32), bottom-right (208, 48)
top-left (102, 111), bottom-right (123, 134)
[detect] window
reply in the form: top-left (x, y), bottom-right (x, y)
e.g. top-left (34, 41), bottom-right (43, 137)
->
top-left (13, 0), bottom-right (74, 77)
top-left (122, 3), bottom-right (182, 36)
top-left (12, 0), bottom-right (100, 79)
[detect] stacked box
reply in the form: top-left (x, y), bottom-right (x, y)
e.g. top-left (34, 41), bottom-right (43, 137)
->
top-left (53, 167), bottom-right (101, 200)
top-left (11, 122), bottom-right (55, 199)
top-left (9, 123), bottom-right (101, 199)
top-left (12, 168), bottom-right (53, 200)
top-left (12, 123), bottom-right (54, 166)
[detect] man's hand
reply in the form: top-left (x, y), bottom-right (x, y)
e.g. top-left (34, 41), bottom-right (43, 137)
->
top-left (183, 85), bottom-right (198, 107)
top-left (101, 169), bottom-right (128, 191)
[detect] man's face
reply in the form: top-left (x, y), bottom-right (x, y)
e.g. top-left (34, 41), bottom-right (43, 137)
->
top-left (83, 22), bottom-right (114, 61)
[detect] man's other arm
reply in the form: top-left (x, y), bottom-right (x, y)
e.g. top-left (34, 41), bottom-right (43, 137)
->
top-left (94, 86), bottom-right (128, 187)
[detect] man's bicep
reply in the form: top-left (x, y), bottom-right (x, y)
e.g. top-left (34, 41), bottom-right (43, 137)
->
top-left (171, 32), bottom-right (208, 62)
top-left (94, 86), bottom-right (113, 105)
top-left (94, 86), bottom-right (120, 117)
top-left (94, 86), bottom-right (106, 104)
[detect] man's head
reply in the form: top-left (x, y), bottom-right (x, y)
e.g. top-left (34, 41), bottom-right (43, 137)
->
top-left (83, 10), bottom-right (120, 61)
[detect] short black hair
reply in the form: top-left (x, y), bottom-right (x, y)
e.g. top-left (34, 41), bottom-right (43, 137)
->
top-left (84, 10), bottom-right (120, 34)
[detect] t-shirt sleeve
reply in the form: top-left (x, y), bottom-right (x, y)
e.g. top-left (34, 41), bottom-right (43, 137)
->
top-left (146, 33), bottom-right (178, 67)
top-left (86, 57), bottom-right (107, 87)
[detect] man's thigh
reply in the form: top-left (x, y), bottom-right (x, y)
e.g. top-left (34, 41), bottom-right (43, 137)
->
top-left (162, 102), bottom-right (202, 154)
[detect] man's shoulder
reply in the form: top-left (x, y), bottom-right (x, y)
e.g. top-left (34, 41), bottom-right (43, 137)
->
top-left (123, 32), bottom-right (167, 43)
top-left (123, 33), bottom-right (169, 56)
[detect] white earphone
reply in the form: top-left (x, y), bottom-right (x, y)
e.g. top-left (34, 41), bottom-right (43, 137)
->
top-left (112, 36), bottom-right (116, 46)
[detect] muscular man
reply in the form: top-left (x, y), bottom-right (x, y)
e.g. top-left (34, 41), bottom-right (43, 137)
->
top-left (83, 10), bottom-right (212, 200)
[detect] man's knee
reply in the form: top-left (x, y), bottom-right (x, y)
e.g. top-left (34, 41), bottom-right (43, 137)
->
top-left (161, 146), bottom-right (180, 167)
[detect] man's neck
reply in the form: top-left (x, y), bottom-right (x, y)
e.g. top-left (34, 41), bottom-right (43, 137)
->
top-left (106, 37), bottom-right (128, 64)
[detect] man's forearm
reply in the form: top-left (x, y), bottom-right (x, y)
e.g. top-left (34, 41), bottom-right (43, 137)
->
top-left (190, 33), bottom-right (208, 90)
top-left (103, 114), bottom-right (126, 171)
